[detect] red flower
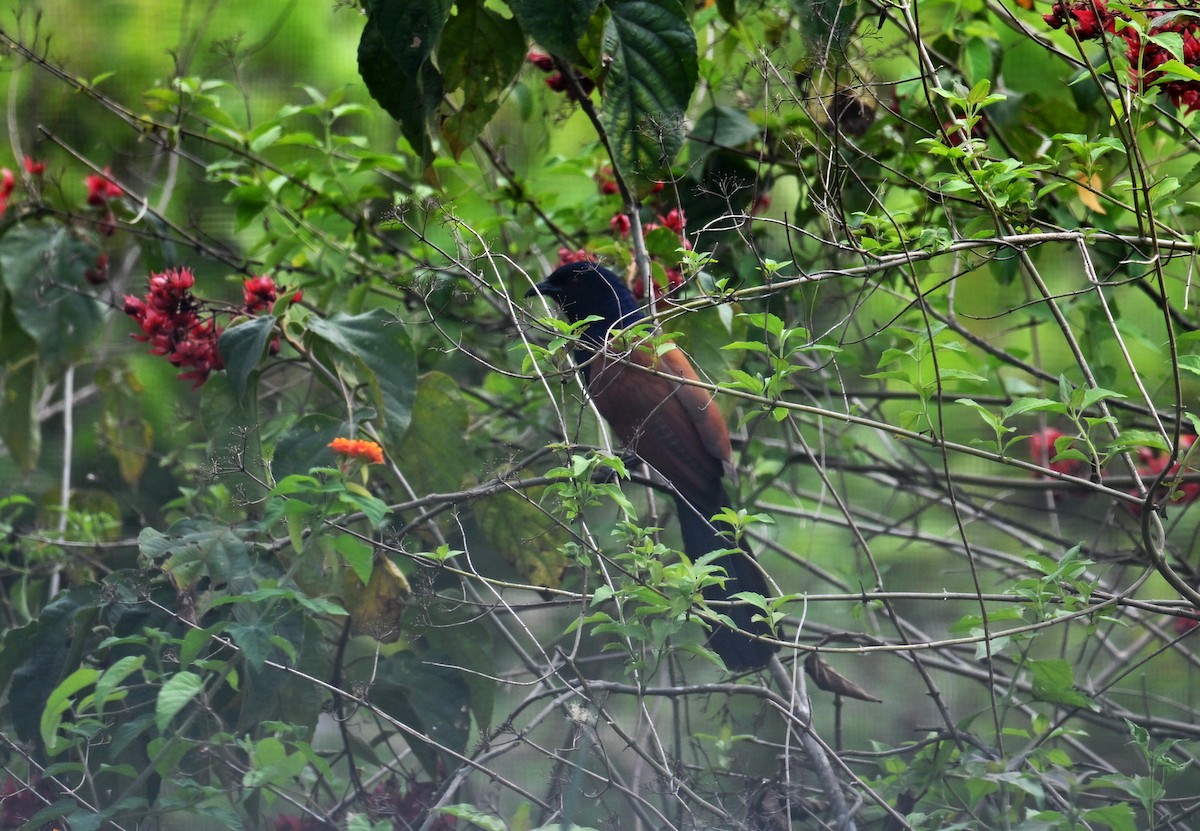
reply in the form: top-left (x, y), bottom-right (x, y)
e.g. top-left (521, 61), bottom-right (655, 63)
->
top-left (1028, 428), bottom-right (1087, 478)
top-left (610, 213), bottom-right (631, 238)
top-left (556, 248), bottom-right (597, 266)
top-left (243, 274), bottom-right (278, 314)
top-left (23, 156), bottom-right (44, 175)
top-left (0, 168), bottom-right (14, 198)
top-left (329, 437), bottom-right (385, 465)
top-left (85, 167), bottom-right (123, 206)
top-left (658, 207), bottom-right (686, 234)
top-left (125, 267), bottom-right (225, 387)
top-left (631, 268), bottom-right (685, 309)
top-left (1174, 615), bottom-right (1199, 636)
top-left (526, 51), bottom-right (554, 72)
top-left (84, 253), bottom-right (109, 285)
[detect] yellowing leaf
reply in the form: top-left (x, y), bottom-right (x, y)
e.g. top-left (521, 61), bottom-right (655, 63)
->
top-left (1075, 171), bottom-right (1105, 214)
top-left (343, 555), bottom-right (411, 641)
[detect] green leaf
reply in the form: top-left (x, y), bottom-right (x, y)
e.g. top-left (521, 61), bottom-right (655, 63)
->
top-left (41, 667), bottom-right (100, 754)
top-left (358, 1), bottom-right (449, 158)
top-left (601, 0), bottom-right (698, 180)
top-left (0, 223), bottom-right (105, 364)
top-left (439, 806), bottom-right (509, 831)
top-left (332, 534), bottom-right (376, 586)
top-left (271, 413), bottom-right (353, 484)
top-left (439, 0), bottom-right (526, 158)
top-left (307, 309), bottom-right (418, 446)
top-left (395, 372), bottom-right (475, 495)
top-left (5, 585), bottom-right (102, 746)
top-left (689, 106), bottom-right (761, 166)
top-left (156, 671), bottom-right (205, 732)
top-left (219, 315), bottom-right (276, 401)
top-left (961, 37), bottom-right (993, 87)
top-left (475, 487), bottom-right (569, 589)
top-left (1081, 804), bottom-right (1137, 831)
top-left (507, 0), bottom-right (601, 59)
top-left (1178, 354), bottom-right (1200, 376)
top-left (0, 351), bottom-right (44, 472)
top-left (1028, 658), bottom-right (1094, 709)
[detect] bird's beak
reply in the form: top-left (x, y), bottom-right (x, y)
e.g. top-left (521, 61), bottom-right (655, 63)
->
top-left (525, 280), bottom-right (557, 300)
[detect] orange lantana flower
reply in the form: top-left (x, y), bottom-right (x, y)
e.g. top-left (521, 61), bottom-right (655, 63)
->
top-left (328, 437), bottom-right (384, 465)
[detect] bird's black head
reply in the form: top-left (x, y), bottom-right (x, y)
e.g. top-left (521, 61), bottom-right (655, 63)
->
top-left (526, 262), bottom-right (645, 344)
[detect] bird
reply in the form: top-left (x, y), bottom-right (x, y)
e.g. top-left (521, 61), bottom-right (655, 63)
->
top-left (526, 261), bottom-right (777, 670)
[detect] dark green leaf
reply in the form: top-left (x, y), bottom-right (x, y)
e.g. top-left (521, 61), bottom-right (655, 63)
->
top-left (394, 372), bottom-right (474, 495)
top-left (307, 309), bottom-right (418, 446)
top-left (690, 106), bottom-right (760, 151)
top-left (439, 1), bottom-right (524, 156)
top-left (367, 0), bottom-right (453, 75)
top-left (0, 224), bottom-right (105, 365)
top-left (0, 351), bottom-right (44, 472)
top-left (507, 0), bottom-right (601, 59)
top-left (358, 7), bottom-right (448, 158)
top-left (272, 413), bottom-right (354, 483)
top-left (601, 0), bottom-right (698, 180)
top-left (219, 315), bottom-right (276, 401)
top-left (5, 585), bottom-right (102, 745)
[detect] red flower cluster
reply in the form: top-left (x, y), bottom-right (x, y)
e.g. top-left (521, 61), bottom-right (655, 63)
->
top-left (124, 267), bottom-right (223, 387)
top-left (243, 274), bottom-right (280, 313)
top-left (1, 776), bottom-right (58, 828)
top-left (1044, 0), bottom-right (1200, 111)
top-left (1028, 428), bottom-right (1089, 478)
top-left (631, 207), bottom-right (691, 305)
top-left (23, 156), bottom-right (44, 175)
top-left (85, 167), bottom-right (123, 206)
top-left (556, 247), bottom-right (599, 267)
top-left (84, 253), bottom-right (109, 285)
top-left (1128, 435), bottom-right (1200, 513)
top-left (1028, 428), bottom-right (1200, 513)
top-left (0, 167), bottom-right (13, 218)
top-left (124, 269), bottom-right (293, 388)
top-left (527, 50), bottom-right (595, 100)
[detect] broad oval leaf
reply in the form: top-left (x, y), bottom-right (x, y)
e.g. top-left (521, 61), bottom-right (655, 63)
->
top-left (219, 314), bottom-right (276, 401)
top-left (601, 0), bottom-right (698, 180)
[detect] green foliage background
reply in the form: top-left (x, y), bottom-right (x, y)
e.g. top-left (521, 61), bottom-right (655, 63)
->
top-left (2, 0), bottom-right (1200, 829)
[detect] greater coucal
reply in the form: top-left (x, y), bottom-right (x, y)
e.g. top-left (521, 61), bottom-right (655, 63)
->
top-left (527, 261), bottom-right (777, 669)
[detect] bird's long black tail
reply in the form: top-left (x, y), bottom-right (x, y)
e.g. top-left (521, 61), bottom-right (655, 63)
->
top-left (676, 495), bottom-right (777, 670)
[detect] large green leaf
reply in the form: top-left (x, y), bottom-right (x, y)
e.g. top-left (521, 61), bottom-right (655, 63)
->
top-left (507, 0), bottom-right (601, 60)
top-left (439, 0), bottom-right (527, 159)
top-left (3, 585), bottom-right (102, 745)
top-left (271, 413), bottom-right (353, 483)
top-left (371, 649), bottom-right (472, 777)
top-left (0, 353), bottom-right (44, 472)
top-left (600, 0), bottom-right (697, 180)
top-left (358, 0), bottom-right (452, 158)
top-left (138, 518), bottom-right (258, 599)
top-left (219, 315), bottom-right (276, 401)
top-left (474, 488), bottom-right (569, 590)
top-left (394, 372), bottom-right (474, 495)
top-left (306, 309), bottom-right (418, 446)
top-left (0, 223), bottom-right (105, 364)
